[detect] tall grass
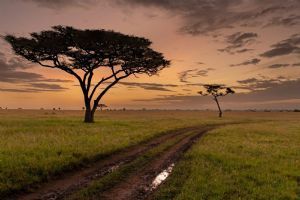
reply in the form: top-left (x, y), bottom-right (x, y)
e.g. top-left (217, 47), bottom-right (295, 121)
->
top-left (153, 119), bottom-right (300, 199)
top-left (0, 110), bottom-right (298, 197)
top-left (0, 110), bottom-right (225, 195)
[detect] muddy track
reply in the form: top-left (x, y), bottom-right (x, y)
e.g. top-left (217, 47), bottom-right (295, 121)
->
top-left (98, 126), bottom-right (215, 200)
top-left (10, 125), bottom-right (211, 200)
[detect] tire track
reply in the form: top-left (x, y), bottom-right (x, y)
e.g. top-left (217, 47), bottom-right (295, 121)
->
top-left (98, 126), bottom-right (215, 200)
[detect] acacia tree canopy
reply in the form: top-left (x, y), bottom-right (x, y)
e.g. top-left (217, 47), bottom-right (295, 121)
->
top-left (4, 26), bottom-right (170, 122)
top-left (199, 84), bottom-right (235, 97)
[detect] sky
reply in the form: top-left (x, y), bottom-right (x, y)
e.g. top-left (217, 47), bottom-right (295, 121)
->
top-left (0, 0), bottom-right (299, 110)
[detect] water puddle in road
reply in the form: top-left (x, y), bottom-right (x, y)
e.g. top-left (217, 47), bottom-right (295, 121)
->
top-left (92, 164), bottom-right (121, 179)
top-left (150, 163), bottom-right (175, 190)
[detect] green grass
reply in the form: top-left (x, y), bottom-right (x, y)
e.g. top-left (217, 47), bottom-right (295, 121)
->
top-left (0, 109), bottom-right (299, 198)
top-left (0, 109), bottom-right (230, 196)
top-left (153, 119), bottom-right (300, 200)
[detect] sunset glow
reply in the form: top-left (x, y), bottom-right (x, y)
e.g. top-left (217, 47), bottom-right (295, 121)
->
top-left (0, 0), bottom-right (299, 110)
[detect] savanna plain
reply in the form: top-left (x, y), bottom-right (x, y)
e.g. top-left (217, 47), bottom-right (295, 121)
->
top-left (0, 109), bottom-right (299, 199)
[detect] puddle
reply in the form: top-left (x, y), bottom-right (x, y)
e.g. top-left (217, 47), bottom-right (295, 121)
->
top-left (150, 163), bottom-right (175, 190)
top-left (108, 164), bottom-right (120, 173)
top-left (92, 164), bottom-right (121, 179)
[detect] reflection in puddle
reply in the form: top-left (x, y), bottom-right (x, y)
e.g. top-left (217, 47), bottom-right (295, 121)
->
top-left (109, 164), bottom-right (120, 172)
top-left (92, 164), bottom-right (120, 179)
top-left (151, 163), bottom-right (175, 190)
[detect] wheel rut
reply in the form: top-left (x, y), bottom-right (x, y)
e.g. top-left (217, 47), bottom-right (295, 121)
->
top-left (98, 126), bottom-right (215, 200)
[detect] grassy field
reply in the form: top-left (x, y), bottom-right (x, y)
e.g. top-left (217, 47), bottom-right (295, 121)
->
top-left (0, 109), bottom-right (233, 196)
top-left (0, 109), bottom-right (299, 198)
top-left (153, 116), bottom-right (300, 199)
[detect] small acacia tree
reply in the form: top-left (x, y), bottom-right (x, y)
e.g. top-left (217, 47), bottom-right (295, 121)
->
top-left (5, 26), bottom-right (170, 122)
top-left (97, 103), bottom-right (107, 111)
top-left (198, 84), bottom-right (235, 118)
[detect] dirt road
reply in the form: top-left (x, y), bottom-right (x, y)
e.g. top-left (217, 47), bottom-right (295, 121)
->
top-left (11, 125), bottom-right (217, 200)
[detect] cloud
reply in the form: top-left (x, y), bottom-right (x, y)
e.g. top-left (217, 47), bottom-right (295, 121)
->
top-left (253, 5), bottom-right (289, 18)
top-left (0, 53), bottom-right (71, 92)
top-left (0, 86), bottom-right (66, 93)
top-left (178, 69), bottom-right (197, 83)
top-left (234, 78), bottom-right (300, 102)
top-left (26, 83), bottom-right (68, 90)
top-left (264, 15), bottom-right (300, 27)
top-left (185, 83), bottom-right (205, 87)
top-left (196, 68), bottom-right (215, 76)
top-left (118, 82), bottom-right (178, 92)
top-left (218, 32), bottom-right (258, 54)
top-left (0, 88), bottom-right (40, 93)
top-left (237, 78), bottom-right (259, 85)
top-left (268, 64), bottom-right (290, 68)
top-left (260, 34), bottom-right (300, 58)
top-left (134, 78), bottom-right (300, 109)
top-left (19, 0), bottom-right (300, 35)
top-left (22, 0), bottom-right (99, 9)
top-left (75, 79), bottom-right (178, 92)
top-left (230, 58), bottom-right (261, 67)
top-left (292, 63), bottom-right (300, 67)
top-left (114, 0), bottom-right (300, 35)
top-left (178, 68), bottom-right (215, 83)
top-left (227, 32), bottom-right (257, 44)
top-left (20, 0), bottom-right (300, 35)
top-left (236, 49), bottom-right (254, 53)
top-left (236, 76), bottom-right (289, 91)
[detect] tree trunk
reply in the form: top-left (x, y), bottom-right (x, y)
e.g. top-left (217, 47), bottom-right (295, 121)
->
top-left (84, 108), bottom-right (94, 123)
top-left (218, 110), bottom-right (222, 118)
top-left (214, 97), bottom-right (222, 118)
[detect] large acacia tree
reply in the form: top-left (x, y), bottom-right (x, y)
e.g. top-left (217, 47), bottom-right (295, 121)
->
top-left (5, 26), bottom-right (170, 122)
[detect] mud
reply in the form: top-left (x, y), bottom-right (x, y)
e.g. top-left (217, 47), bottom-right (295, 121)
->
top-left (98, 126), bottom-right (214, 200)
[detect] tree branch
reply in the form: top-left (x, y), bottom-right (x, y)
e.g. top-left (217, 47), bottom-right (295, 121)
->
top-left (36, 61), bottom-right (55, 68)
top-left (51, 55), bottom-right (84, 86)
top-left (86, 71), bottom-right (94, 93)
top-left (88, 69), bottom-right (124, 100)
top-left (92, 73), bottom-right (130, 112)
top-left (111, 65), bottom-right (118, 80)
